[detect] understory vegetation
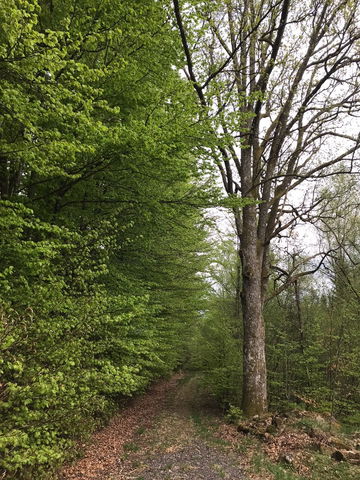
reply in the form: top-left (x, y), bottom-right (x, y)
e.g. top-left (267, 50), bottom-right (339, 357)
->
top-left (188, 229), bottom-right (360, 426)
top-left (188, 230), bottom-right (360, 421)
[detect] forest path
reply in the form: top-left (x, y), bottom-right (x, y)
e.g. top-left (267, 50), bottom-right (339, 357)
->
top-left (59, 373), bottom-right (247, 480)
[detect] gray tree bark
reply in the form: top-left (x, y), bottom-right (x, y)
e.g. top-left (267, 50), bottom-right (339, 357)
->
top-left (173, 0), bottom-right (360, 416)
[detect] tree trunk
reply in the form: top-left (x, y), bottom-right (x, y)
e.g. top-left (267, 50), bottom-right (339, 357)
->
top-left (240, 205), bottom-right (267, 416)
top-left (294, 279), bottom-right (305, 354)
top-left (235, 246), bottom-right (242, 320)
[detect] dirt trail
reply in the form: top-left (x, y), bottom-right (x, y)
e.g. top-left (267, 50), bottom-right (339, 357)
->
top-left (59, 373), bottom-right (246, 480)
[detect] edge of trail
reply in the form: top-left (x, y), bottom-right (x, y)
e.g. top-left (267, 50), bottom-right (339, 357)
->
top-left (58, 374), bottom-right (183, 480)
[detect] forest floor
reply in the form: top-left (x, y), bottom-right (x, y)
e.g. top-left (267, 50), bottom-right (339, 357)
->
top-left (58, 373), bottom-right (360, 480)
top-left (59, 373), bottom-right (247, 480)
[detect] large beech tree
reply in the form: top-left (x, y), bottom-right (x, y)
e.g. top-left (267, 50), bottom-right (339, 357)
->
top-left (172, 0), bottom-right (360, 415)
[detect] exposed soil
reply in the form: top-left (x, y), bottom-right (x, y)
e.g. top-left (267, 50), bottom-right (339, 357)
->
top-left (58, 373), bottom-right (246, 480)
top-left (58, 373), bottom-right (360, 480)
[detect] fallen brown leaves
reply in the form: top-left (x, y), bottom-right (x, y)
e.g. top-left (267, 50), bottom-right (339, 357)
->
top-left (263, 430), bottom-right (314, 476)
top-left (216, 419), bottom-right (314, 477)
top-left (58, 373), bottom-right (183, 480)
top-left (216, 411), bottom-right (360, 478)
top-left (57, 378), bottom-right (359, 480)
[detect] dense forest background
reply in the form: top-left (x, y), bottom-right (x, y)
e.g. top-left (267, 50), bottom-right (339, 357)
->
top-left (0, 1), bottom-right (359, 479)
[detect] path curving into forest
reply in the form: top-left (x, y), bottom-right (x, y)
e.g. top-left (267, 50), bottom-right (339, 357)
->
top-left (58, 373), bottom-right (247, 480)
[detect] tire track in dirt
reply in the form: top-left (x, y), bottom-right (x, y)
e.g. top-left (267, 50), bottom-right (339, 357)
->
top-left (113, 374), bottom-right (246, 480)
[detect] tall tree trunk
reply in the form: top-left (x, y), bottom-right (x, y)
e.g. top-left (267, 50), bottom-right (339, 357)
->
top-left (240, 204), bottom-right (267, 415)
top-left (294, 279), bottom-right (305, 354)
top-left (235, 248), bottom-right (242, 320)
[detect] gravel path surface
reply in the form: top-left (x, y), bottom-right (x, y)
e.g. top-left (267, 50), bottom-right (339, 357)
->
top-left (59, 374), bottom-right (246, 480)
top-left (114, 375), bottom-right (246, 480)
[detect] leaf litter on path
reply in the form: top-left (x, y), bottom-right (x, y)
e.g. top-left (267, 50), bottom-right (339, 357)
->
top-left (58, 373), bottom-right (248, 480)
top-left (58, 374), bottom-right (183, 480)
